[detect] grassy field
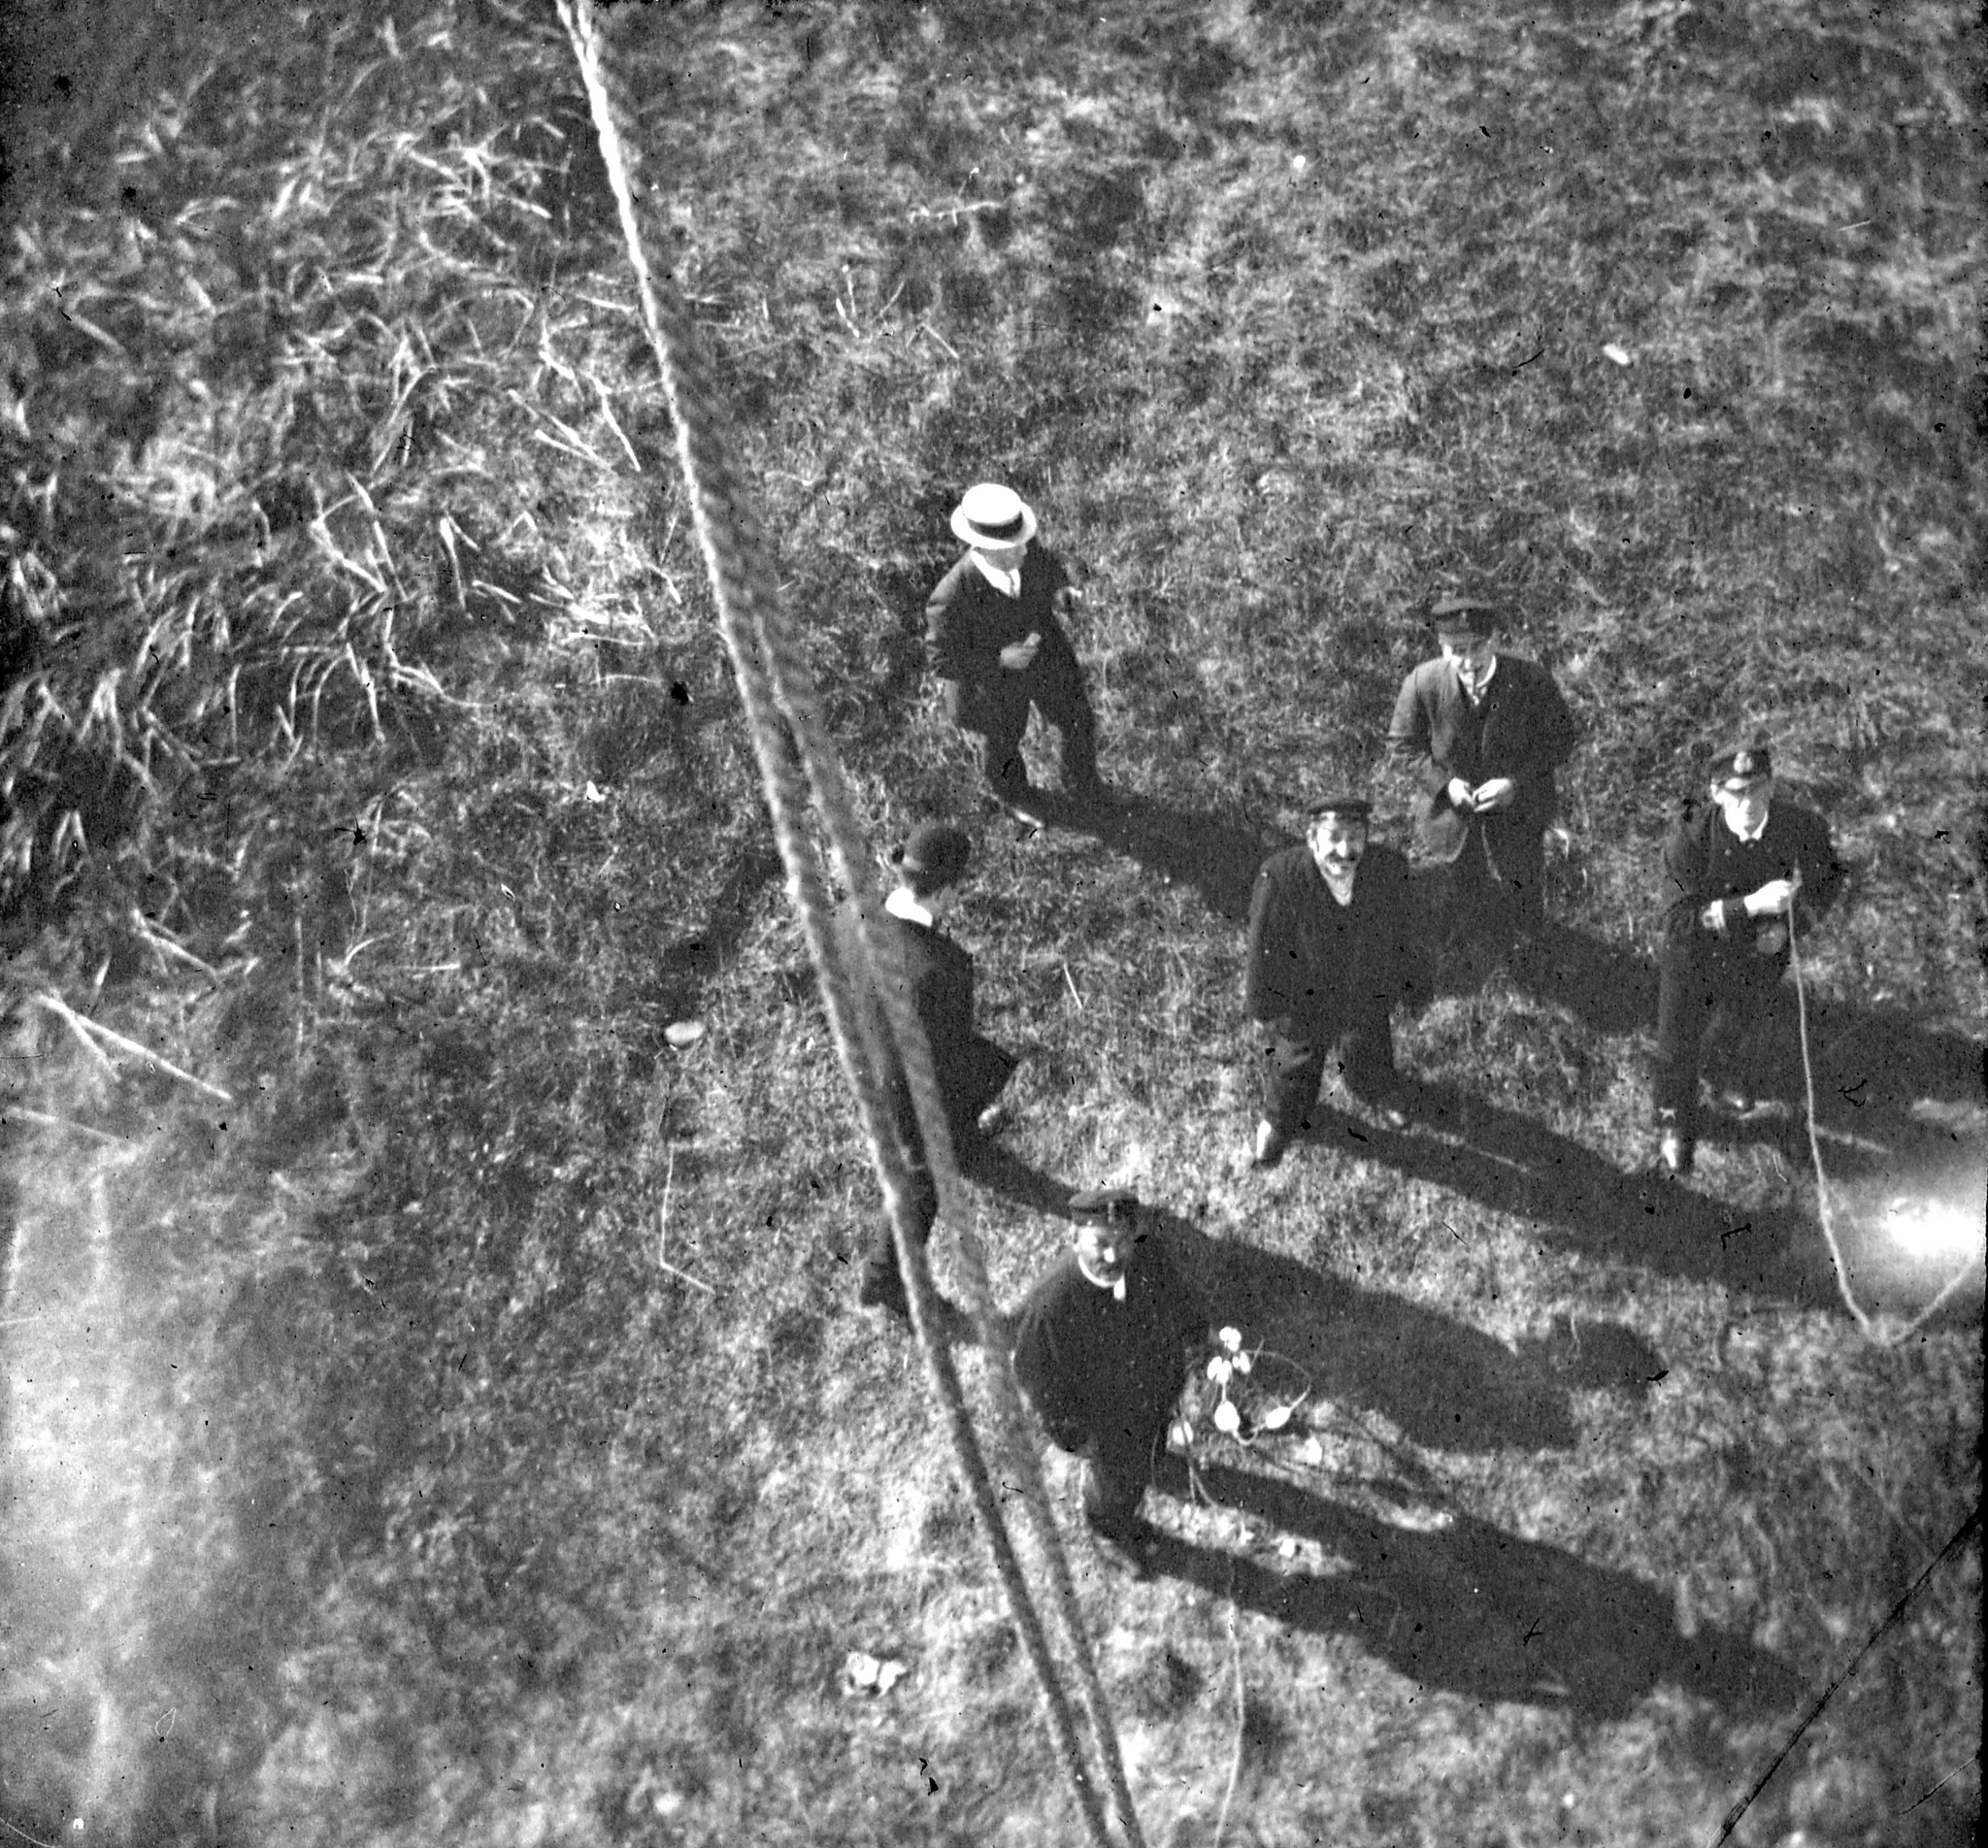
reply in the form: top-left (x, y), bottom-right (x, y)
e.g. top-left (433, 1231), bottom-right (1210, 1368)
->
top-left (2, 0), bottom-right (1981, 1843)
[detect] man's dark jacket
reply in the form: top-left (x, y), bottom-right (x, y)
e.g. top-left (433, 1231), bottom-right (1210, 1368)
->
top-left (924, 544), bottom-right (1083, 727)
top-left (1658, 797), bottom-right (1844, 971)
top-left (835, 901), bottom-right (1013, 1153)
top-left (1386, 653), bottom-right (1579, 876)
top-left (1243, 843), bottom-right (1423, 1044)
top-left (1011, 1234), bottom-right (1208, 1464)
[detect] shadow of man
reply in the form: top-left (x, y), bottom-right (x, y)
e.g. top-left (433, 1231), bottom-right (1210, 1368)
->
top-left (1006, 1215), bottom-right (1795, 1720)
top-left (1059, 789), bottom-right (1287, 924)
top-left (1153, 1213), bottom-right (1601, 1455)
top-left (1285, 1082), bottom-right (1842, 1309)
top-left (1140, 1453), bottom-right (1802, 1723)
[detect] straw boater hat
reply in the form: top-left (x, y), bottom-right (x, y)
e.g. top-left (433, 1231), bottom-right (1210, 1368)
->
top-left (950, 482), bottom-right (1038, 550)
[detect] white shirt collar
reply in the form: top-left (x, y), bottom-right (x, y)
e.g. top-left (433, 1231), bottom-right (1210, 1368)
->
top-left (1077, 1257), bottom-right (1129, 1300)
top-left (1721, 808), bottom-right (1771, 844)
top-left (1456, 654), bottom-right (1499, 700)
top-left (884, 886), bottom-right (934, 927)
top-left (970, 549), bottom-right (1022, 598)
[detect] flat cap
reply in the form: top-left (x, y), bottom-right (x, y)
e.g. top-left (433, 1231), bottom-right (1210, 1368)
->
top-left (1706, 741), bottom-right (1773, 785)
top-left (1308, 794), bottom-right (1373, 820)
top-left (1429, 596), bottom-right (1500, 639)
top-left (898, 821), bottom-right (973, 888)
top-left (1069, 1186), bottom-right (1141, 1222)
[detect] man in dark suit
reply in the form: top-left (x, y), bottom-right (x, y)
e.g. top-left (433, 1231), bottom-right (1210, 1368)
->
top-left (1652, 742), bottom-right (1845, 1173)
top-left (1386, 597), bottom-right (1579, 958)
top-left (839, 822), bottom-right (1017, 1317)
top-left (925, 482), bottom-right (1104, 824)
top-left (1011, 1188), bottom-right (1211, 1557)
top-left (1242, 796), bottom-right (1429, 1169)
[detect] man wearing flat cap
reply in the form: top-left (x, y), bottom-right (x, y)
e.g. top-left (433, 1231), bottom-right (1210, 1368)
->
top-left (1651, 742), bottom-right (1845, 1173)
top-left (1387, 598), bottom-right (1579, 959)
top-left (925, 482), bottom-right (1105, 824)
top-left (839, 821), bottom-right (1018, 1317)
top-left (1011, 1188), bottom-right (1211, 1554)
top-left (1242, 796), bottom-right (1429, 1169)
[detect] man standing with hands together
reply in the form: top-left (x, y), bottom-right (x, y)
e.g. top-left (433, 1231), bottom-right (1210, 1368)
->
top-left (1388, 596), bottom-right (1579, 962)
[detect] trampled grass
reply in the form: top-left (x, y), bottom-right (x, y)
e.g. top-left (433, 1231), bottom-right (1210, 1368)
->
top-left (1, 0), bottom-right (1981, 1844)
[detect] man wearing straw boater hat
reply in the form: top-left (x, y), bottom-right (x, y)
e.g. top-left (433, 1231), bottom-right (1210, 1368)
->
top-left (925, 482), bottom-right (1106, 825)
top-left (1651, 740), bottom-right (1844, 1174)
top-left (1387, 595), bottom-right (1579, 962)
top-left (1011, 1187), bottom-right (1210, 1560)
top-left (1242, 794), bottom-right (1430, 1170)
top-left (838, 821), bottom-right (1018, 1319)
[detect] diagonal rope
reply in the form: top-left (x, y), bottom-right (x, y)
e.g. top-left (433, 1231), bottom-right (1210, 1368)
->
top-left (550, 6), bottom-right (1144, 1842)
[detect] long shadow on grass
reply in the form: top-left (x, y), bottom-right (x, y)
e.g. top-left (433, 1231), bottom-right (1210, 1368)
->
top-left (1297, 1087), bottom-right (1836, 1306)
top-left (1061, 791), bottom-right (1286, 924)
top-left (1479, 923), bottom-right (1983, 1152)
top-left (1141, 1455), bottom-right (1802, 1722)
top-left (1154, 1219), bottom-right (1666, 1455)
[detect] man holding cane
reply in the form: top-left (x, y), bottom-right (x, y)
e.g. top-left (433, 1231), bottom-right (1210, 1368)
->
top-left (1387, 596), bottom-right (1579, 963)
top-left (1651, 742), bottom-right (1845, 1173)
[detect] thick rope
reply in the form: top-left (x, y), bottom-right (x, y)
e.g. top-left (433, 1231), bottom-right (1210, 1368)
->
top-left (1788, 904), bottom-right (1979, 1343)
top-left (550, 7), bottom-right (1143, 1842)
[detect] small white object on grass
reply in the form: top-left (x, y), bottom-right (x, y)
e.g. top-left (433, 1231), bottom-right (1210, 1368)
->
top-left (664, 1020), bottom-right (706, 1049)
top-left (842, 1651), bottom-right (907, 1697)
top-left (1602, 344), bottom-right (1633, 366)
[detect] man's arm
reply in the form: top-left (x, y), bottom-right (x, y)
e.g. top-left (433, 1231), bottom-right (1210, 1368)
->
top-left (1386, 666), bottom-right (1454, 798)
top-left (924, 554), bottom-right (988, 682)
top-left (1659, 808), bottom-right (1712, 941)
top-left (1526, 664), bottom-right (1580, 775)
top-left (1242, 859), bottom-right (1301, 1040)
top-left (1011, 1294), bottom-right (1092, 1452)
top-left (1373, 849), bottom-right (1433, 1006)
top-left (1792, 807), bottom-right (1847, 925)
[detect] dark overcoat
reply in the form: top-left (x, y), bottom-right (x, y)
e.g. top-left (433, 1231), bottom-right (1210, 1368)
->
top-left (1386, 653), bottom-right (1578, 877)
top-left (924, 544), bottom-right (1083, 728)
top-left (835, 902), bottom-right (1014, 1153)
top-left (1658, 797), bottom-right (1844, 972)
top-left (1242, 842), bottom-right (1422, 1044)
top-left (1011, 1234), bottom-right (1208, 1465)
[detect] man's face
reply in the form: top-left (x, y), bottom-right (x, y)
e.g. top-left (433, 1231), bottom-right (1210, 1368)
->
top-left (1308, 813), bottom-right (1368, 880)
top-left (1075, 1217), bottom-right (1130, 1288)
top-left (976, 540), bottom-right (1028, 574)
top-left (1439, 631), bottom-right (1497, 686)
top-left (1712, 773), bottom-right (1773, 835)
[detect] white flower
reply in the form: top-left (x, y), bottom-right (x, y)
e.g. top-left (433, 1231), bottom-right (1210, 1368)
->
top-left (1260, 1404), bottom-right (1292, 1432)
top-left (1233, 1350), bottom-right (1252, 1376)
top-left (1218, 1327), bottom-right (1243, 1353)
top-left (1213, 1400), bottom-right (1242, 1436)
top-left (1206, 1356), bottom-right (1232, 1385)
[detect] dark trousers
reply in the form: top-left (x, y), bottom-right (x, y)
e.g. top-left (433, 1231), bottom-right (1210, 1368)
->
top-left (953, 658), bottom-right (1098, 795)
top-left (1653, 946), bottom-right (1793, 1135)
top-left (1437, 826), bottom-right (1545, 951)
top-left (860, 1040), bottom-right (1015, 1281)
top-left (1078, 1426), bottom-right (1166, 1538)
top-left (1257, 1013), bottom-right (1399, 1135)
